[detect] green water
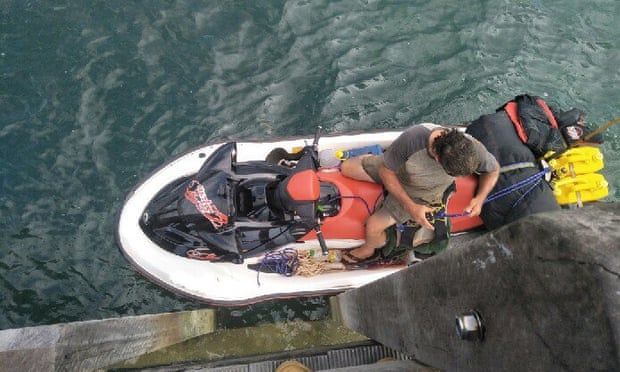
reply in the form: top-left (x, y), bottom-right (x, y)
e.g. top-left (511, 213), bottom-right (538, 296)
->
top-left (1, 0), bottom-right (619, 330)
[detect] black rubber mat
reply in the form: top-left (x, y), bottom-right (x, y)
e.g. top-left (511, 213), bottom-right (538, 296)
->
top-left (142, 342), bottom-right (415, 371)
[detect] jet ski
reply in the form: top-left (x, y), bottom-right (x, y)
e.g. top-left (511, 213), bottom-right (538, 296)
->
top-left (116, 127), bottom-right (484, 305)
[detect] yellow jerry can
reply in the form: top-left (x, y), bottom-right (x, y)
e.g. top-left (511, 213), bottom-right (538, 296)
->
top-left (552, 173), bottom-right (609, 205)
top-left (548, 146), bottom-right (604, 178)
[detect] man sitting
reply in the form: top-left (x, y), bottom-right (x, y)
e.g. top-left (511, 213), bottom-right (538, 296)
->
top-left (340, 124), bottom-right (499, 263)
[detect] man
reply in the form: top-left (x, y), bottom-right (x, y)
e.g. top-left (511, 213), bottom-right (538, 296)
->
top-left (340, 124), bottom-right (499, 263)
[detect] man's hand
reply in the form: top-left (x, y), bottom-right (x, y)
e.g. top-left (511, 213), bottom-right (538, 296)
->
top-left (464, 196), bottom-right (485, 217)
top-left (407, 203), bottom-right (435, 230)
top-left (378, 164), bottom-right (435, 230)
top-left (467, 162), bottom-right (499, 217)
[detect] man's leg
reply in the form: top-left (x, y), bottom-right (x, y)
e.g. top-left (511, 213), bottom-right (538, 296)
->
top-left (343, 209), bottom-right (396, 261)
top-left (341, 155), bottom-right (375, 183)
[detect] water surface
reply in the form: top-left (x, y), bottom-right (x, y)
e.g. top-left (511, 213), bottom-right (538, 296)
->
top-left (1, 0), bottom-right (619, 330)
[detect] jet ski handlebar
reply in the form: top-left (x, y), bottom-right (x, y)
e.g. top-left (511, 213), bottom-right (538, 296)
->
top-left (310, 127), bottom-right (328, 255)
top-left (312, 125), bottom-right (322, 149)
top-left (314, 127), bottom-right (329, 255)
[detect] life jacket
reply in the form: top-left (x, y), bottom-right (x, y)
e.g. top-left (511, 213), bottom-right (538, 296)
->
top-left (499, 94), bottom-right (566, 157)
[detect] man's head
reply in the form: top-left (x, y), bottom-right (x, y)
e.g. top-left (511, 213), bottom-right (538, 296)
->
top-left (431, 129), bottom-right (478, 176)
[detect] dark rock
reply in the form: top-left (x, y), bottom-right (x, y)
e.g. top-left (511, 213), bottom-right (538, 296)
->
top-left (338, 203), bottom-right (620, 371)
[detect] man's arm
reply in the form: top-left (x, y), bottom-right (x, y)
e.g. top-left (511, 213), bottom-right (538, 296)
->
top-left (464, 161), bottom-right (500, 217)
top-left (378, 164), bottom-right (435, 230)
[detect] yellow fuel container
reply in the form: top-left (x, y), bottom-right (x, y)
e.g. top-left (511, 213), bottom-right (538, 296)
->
top-left (552, 173), bottom-right (609, 205)
top-left (548, 146), bottom-right (604, 178)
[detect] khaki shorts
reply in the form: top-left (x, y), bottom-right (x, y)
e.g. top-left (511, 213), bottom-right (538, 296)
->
top-left (361, 155), bottom-right (443, 223)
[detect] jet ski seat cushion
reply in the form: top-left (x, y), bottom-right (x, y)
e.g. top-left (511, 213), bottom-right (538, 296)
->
top-left (268, 169), bottom-right (320, 221)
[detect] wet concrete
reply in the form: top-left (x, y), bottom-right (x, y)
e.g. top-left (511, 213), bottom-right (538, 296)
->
top-left (0, 309), bottom-right (215, 371)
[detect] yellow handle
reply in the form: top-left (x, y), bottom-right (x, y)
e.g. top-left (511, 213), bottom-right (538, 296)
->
top-left (553, 174), bottom-right (608, 192)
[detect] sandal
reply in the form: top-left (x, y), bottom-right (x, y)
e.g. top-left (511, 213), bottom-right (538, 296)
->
top-left (341, 250), bottom-right (368, 264)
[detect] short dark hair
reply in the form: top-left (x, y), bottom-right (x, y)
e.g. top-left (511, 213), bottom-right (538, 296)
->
top-left (432, 129), bottom-right (478, 176)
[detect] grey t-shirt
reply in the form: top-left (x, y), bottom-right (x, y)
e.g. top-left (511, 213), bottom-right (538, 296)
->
top-left (381, 124), bottom-right (498, 203)
top-left (384, 124), bottom-right (498, 173)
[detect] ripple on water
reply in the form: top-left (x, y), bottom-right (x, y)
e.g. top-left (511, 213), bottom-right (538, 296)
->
top-left (0, 0), bottom-right (619, 331)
